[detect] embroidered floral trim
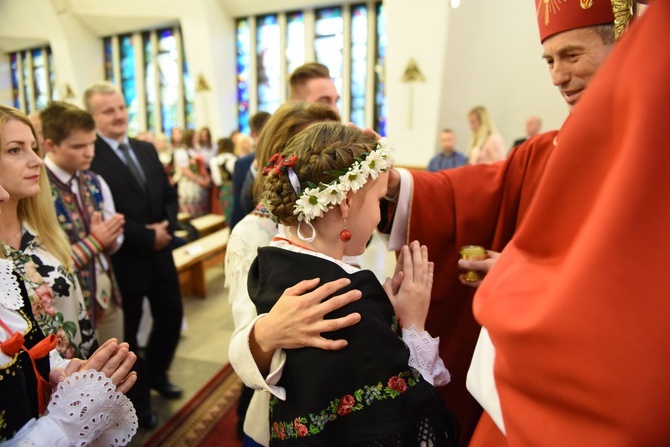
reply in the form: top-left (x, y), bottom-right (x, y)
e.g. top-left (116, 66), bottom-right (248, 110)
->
top-left (269, 369), bottom-right (421, 441)
top-left (293, 138), bottom-right (395, 223)
top-left (0, 258), bottom-right (22, 310)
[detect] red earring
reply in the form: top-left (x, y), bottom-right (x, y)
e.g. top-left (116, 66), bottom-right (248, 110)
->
top-left (339, 219), bottom-right (352, 242)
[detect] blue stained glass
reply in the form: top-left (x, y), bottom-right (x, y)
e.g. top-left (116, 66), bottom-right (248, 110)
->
top-left (48, 48), bottom-right (57, 101)
top-left (286, 12), bottom-right (305, 79)
top-left (256, 15), bottom-right (281, 114)
top-left (237, 19), bottom-right (251, 133)
top-left (21, 51), bottom-right (32, 114)
top-left (182, 36), bottom-right (195, 131)
top-left (314, 7), bottom-right (343, 112)
top-left (32, 49), bottom-right (48, 111)
top-left (11, 53), bottom-right (20, 109)
top-left (374, 2), bottom-right (387, 136)
top-left (157, 29), bottom-right (179, 135)
top-left (104, 37), bottom-right (115, 83)
top-left (350, 5), bottom-right (368, 128)
top-left (119, 35), bottom-right (139, 136)
top-left (143, 32), bottom-right (156, 133)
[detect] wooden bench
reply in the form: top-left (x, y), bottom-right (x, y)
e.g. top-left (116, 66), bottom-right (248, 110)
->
top-left (173, 227), bottom-right (229, 298)
top-left (190, 214), bottom-right (226, 237)
top-left (178, 212), bottom-right (192, 223)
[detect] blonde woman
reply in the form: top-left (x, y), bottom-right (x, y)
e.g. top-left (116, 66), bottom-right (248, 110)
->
top-left (0, 105), bottom-right (97, 360)
top-left (467, 106), bottom-right (506, 165)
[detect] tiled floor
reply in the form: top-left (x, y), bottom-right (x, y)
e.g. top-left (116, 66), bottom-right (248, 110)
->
top-left (129, 232), bottom-right (395, 446)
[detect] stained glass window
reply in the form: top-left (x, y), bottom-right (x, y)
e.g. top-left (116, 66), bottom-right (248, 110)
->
top-left (374, 2), bottom-right (387, 136)
top-left (256, 15), bottom-right (281, 114)
top-left (286, 12), bottom-right (305, 78)
top-left (10, 53), bottom-right (20, 110)
top-left (32, 49), bottom-right (48, 111)
top-left (236, 19), bottom-right (251, 134)
top-left (21, 52), bottom-right (32, 114)
top-left (315, 7), bottom-right (343, 112)
top-left (182, 37), bottom-right (195, 131)
top-left (48, 48), bottom-right (57, 101)
top-left (350, 5), bottom-right (368, 128)
top-left (143, 32), bottom-right (157, 133)
top-left (104, 37), bottom-right (115, 83)
top-left (119, 34), bottom-right (139, 136)
top-left (156, 29), bottom-right (180, 136)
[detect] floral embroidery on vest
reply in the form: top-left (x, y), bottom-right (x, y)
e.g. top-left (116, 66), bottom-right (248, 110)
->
top-left (269, 369), bottom-right (421, 441)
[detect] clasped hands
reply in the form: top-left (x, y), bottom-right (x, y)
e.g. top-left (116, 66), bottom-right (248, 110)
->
top-left (49, 338), bottom-right (137, 395)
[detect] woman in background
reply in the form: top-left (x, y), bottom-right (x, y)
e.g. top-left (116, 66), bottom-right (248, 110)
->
top-left (466, 105), bottom-right (506, 165)
top-left (209, 137), bottom-right (237, 223)
top-left (173, 129), bottom-right (211, 217)
top-left (198, 126), bottom-right (216, 163)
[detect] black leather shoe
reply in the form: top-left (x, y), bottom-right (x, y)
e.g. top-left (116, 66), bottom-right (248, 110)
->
top-left (151, 381), bottom-right (183, 399)
top-left (138, 409), bottom-right (158, 430)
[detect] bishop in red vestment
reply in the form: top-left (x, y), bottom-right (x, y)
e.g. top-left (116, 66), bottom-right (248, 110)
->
top-left (472, 1), bottom-right (670, 445)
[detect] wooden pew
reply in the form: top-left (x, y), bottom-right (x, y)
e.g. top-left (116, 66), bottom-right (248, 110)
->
top-left (190, 214), bottom-right (226, 237)
top-left (173, 227), bottom-right (229, 298)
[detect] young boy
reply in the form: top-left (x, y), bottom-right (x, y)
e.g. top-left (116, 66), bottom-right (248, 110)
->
top-left (41, 101), bottom-right (126, 344)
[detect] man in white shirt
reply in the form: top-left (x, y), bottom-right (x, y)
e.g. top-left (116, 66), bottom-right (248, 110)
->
top-left (41, 101), bottom-right (126, 345)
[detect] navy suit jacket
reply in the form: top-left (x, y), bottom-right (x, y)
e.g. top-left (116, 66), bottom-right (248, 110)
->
top-left (90, 137), bottom-right (179, 292)
top-left (229, 152), bottom-right (255, 229)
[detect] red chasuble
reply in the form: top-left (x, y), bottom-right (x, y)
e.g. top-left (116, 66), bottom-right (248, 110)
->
top-left (406, 130), bottom-right (557, 444)
top-left (473, 2), bottom-right (670, 445)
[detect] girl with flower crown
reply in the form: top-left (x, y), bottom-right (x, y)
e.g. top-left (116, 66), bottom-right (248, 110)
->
top-left (245, 121), bottom-right (457, 446)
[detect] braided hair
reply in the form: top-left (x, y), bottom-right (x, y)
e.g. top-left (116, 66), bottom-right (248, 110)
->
top-left (264, 122), bottom-right (377, 225)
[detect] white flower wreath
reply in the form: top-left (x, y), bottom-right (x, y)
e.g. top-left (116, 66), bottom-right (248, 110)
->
top-left (293, 137), bottom-right (395, 223)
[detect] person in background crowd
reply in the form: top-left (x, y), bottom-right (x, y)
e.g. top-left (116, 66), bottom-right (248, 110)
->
top-left (85, 81), bottom-right (184, 430)
top-left (41, 101), bottom-right (126, 344)
top-left (511, 115), bottom-right (542, 148)
top-left (427, 129), bottom-right (469, 172)
top-left (233, 134), bottom-right (253, 157)
top-left (154, 132), bottom-right (175, 184)
top-left (27, 112), bottom-right (45, 152)
top-left (198, 126), bottom-right (216, 163)
top-left (288, 62), bottom-right (340, 113)
top-left (136, 131), bottom-right (154, 144)
top-left (170, 126), bottom-right (184, 150)
top-left (230, 112), bottom-right (271, 229)
top-left (209, 137), bottom-right (237, 223)
top-left (173, 129), bottom-right (211, 217)
top-left (466, 106), bottom-right (506, 165)
top-left (0, 104), bottom-right (98, 362)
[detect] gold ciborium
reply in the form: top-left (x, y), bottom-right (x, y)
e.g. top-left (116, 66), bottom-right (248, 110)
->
top-left (460, 245), bottom-right (488, 282)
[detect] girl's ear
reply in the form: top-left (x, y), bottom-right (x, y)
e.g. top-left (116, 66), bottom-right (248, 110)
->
top-left (339, 193), bottom-right (352, 220)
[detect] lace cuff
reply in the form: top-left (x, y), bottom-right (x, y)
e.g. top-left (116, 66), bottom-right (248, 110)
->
top-left (0, 258), bottom-right (22, 310)
top-left (402, 325), bottom-right (451, 387)
top-left (46, 371), bottom-right (138, 446)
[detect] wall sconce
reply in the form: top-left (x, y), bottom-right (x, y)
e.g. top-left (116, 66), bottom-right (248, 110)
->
top-left (195, 74), bottom-right (211, 92)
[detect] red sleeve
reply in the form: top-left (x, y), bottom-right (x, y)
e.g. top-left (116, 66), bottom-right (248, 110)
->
top-left (406, 131), bottom-right (556, 444)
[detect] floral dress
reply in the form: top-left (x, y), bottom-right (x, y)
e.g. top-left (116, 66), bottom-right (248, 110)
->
top-left (174, 148), bottom-right (210, 217)
top-left (3, 225), bottom-right (97, 360)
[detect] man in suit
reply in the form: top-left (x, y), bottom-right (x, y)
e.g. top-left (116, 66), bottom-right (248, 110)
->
top-left (84, 82), bottom-right (184, 429)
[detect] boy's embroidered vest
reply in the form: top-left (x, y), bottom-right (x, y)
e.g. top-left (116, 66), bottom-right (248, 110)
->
top-left (47, 169), bottom-right (121, 324)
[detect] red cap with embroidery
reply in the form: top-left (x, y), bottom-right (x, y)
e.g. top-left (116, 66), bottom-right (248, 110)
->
top-left (537, 0), bottom-right (615, 42)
